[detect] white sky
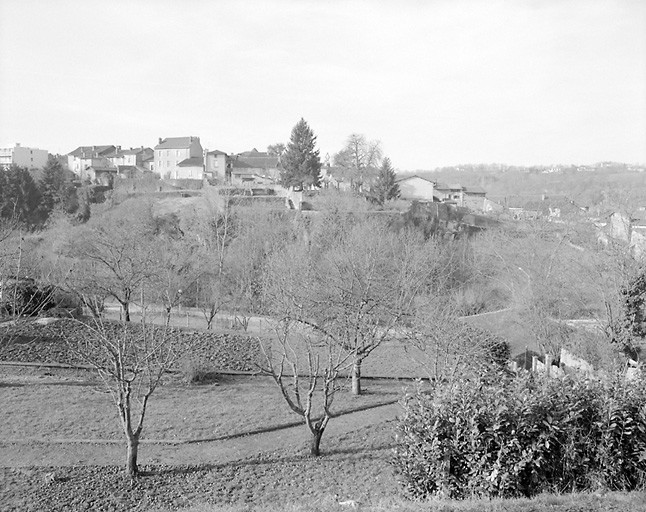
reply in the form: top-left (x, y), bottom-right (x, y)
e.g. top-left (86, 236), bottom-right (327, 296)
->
top-left (1, 0), bottom-right (645, 170)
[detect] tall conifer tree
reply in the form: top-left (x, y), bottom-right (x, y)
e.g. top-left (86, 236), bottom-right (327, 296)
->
top-left (280, 118), bottom-right (322, 188)
top-left (369, 157), bottom-right (400, 206)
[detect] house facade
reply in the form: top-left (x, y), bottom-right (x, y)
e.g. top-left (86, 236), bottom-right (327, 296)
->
top-left (154, 136), bottom-right (203, 179)
top-left (434, 183), bottom-right (464, 203)
top-left (0, 143), bottom-right (49, 170)
top-left (396, 175), bottom-right (435, 202)
top-left (234, 148), bottom-right (280, 182)
top-left (67, 145), bottom-right (116, 180)
top-left (204, 150), bottom-right (229, 182)
top-left (106, 146), bottom-right (153, 168)
top-left (176, 157), bottom-right (205, 180)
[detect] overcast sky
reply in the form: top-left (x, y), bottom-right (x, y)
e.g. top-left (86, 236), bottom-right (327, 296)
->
top-left (1, 0), bottom-right (644, 170)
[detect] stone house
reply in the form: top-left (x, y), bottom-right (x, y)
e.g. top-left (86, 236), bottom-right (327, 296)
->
top-left (154, 136), bottom-right (203, 179)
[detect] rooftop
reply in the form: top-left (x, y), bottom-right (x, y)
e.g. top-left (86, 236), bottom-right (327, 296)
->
top-left (155, 137), bottom-right (200, 150)
top-left (178, 157), bottom-right (204, 167)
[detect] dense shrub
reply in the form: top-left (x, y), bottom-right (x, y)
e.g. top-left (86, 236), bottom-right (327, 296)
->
top-left (393, 373), bottom-right (646, 499)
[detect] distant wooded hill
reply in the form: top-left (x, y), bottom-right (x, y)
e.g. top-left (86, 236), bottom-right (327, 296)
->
top-left (401, 163), bottom-right (646, 214)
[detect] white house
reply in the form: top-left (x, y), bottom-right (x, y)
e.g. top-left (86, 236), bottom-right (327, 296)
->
top-left (0, 143), bottom-right (49, 170)
top-left (154, 136), bottom-right (203, 179)
top-left (396, 175), bottom-right (435, 202)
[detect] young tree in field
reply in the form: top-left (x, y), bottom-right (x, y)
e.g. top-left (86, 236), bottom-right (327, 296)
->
top-left (65, 316), bottom-right (179, 477)
top-left (262, 242), bottom-right (349, 455)
top-left (333, 134), bottom-right (382, 192)
top-left (280, 118), bottom-right (322, 189)
top-left (260, 319), bottom-right (347, 456)
top-left (267, 218), bottom-right (432, 395)
top-left (368, 156), bottom-right (400, 206)
top-left (316, 221), bottom-right (434, 395)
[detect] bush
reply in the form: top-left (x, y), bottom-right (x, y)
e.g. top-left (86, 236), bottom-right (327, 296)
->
top-left (180, 355), bottom-right (218, 384)
top-left (393, 373), bottom-right (646, 499)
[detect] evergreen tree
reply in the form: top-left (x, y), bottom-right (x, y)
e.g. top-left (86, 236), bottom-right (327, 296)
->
top-left (0, 165), bottom-right (44, 227)
top-left (369, 157), bottom-right (400, 206)
top-left (280, 118), bottom-right (322, 188)
top-left (40, 156), bottom-right (65, 217)
top-left (40, 156), bottom-right (78, 217)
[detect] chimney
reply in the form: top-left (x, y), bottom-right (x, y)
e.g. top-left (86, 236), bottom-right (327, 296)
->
top-left (158, 137), bottom-right (163, 145)
top-left (15, 143), bottom-right (20, 147)
top-left (116, 145), bottom-right (121, 152)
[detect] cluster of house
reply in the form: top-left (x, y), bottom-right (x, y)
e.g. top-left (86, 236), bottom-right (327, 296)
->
top-left (393, 175), bottom-right (493, 211)
top-left (65, 137), bottom-right (281, 187)
top-left (4, 140), bottom-right (611, 223)
top-left (0, 138), bottom-right (282, 187)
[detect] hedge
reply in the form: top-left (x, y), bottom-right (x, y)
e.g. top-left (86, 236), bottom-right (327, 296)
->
top-left (393, 372), bottom-right (646, 499)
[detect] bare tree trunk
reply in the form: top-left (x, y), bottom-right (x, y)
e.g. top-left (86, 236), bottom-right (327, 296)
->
top-left (351, 357), bottom-right (362, 396)
top-left (123, 301), bottom-right (131, 322)
top-left (126, 434), bottom-right (139, 477)
top-left (310, 428), bottom-right (323, 456)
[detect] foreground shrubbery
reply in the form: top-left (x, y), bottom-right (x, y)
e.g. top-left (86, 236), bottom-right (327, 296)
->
top-left (394, 372), bottom-right (646, 499)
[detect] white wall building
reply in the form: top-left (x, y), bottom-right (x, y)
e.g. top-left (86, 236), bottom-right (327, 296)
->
top-left (154, 136), bottom-right (203, 179)
top-left (0, 143), bottom-right (49, 170)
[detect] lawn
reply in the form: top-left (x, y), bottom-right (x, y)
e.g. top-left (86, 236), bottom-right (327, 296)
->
top-left (2, 367), bottom-right (646, 511)
top-left (0, 366), bottom-right (402, 443)
top-left (2, 418), bottom-right (645, 512)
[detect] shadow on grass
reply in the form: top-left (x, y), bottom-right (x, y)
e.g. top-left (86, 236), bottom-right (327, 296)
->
top-left (182, 399), bottom-right (399, 445)
top-left (145, 441), bottom-right (396, 478)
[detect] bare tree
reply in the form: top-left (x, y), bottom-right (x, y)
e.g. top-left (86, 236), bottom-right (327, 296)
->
top-left (63, 200), bottom-right (162, 322)
top-left (333, 134), bottom-right (382, 192)
top-left (186, 189), bottom-right (237, 329)
top-left (259, 318), bottom-right (348, 456)
top-left (65, 314), bottom-right (179, 477)
top-left (265, 218), bottom-right (433, 395)
top-left (405, 297), bottom-right (510, 384)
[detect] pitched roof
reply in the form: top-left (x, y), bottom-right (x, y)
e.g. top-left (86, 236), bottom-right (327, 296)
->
top-left (68, 145), bottom-right (115, 157)
top-left (237, 155), bottom-right (279, 169)
top-left (464, 186), bottom-right (486, 195)
top-left (155, 137), bottom-right (200, 150)
top-left (230, 159), bottom-right (253, 169)
top-left (395, 175), bottom-right (434, 184)
top-left (87, 165), bottom-right (117, 172)
top-left (177, 157), bottom-right (204, 167)
top-left (238, 148), bottom-right (264, 157)
top-left (207, 149), bottom-right (228, 156)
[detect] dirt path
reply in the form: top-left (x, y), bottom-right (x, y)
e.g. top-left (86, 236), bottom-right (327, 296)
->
top-left (0, 402), bottom-right (400, 468)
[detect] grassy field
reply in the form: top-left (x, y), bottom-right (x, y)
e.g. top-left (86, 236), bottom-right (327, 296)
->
top-left (2, 320), bottom-right (645, 511)
top-left (2, 366), bottom-right (646, 511)
top-left (0, 367), bottom-right (401, 443)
